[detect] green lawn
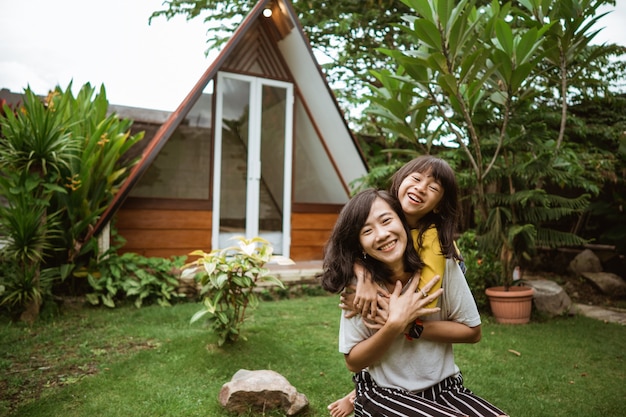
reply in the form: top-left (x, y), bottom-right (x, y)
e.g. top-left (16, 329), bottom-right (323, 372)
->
top-left (1, 295), bottom-right (625, 417)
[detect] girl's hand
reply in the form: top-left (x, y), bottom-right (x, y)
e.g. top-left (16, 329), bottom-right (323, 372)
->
top-left (353, 263), bottom-right (389, 318)
top-left (339, 285), bottom-right (358, 318)
top-left (341, 285), bottom-right (390, 320)
top-left (363, 295), bottom-right (389, 329)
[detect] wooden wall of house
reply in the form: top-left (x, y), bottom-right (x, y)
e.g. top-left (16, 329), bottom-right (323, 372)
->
top-left (114, 208), bottom-right (338, 261)
top-left (115, 208), bottom-right (212, 259)
top-left (290, 212), bottom-right (338, 260)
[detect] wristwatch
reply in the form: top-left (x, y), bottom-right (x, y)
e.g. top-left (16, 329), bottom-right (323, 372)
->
top-left (405, 319), bottom-right (424, 340)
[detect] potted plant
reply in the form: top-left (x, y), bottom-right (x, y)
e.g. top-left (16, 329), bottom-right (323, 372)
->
top-left (480, 204), bottom-right (536, 324)
top-left (479, 187), bottom-right (590, 324)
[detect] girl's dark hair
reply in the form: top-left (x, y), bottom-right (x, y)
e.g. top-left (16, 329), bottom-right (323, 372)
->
top-left (319, 189), bottom-right (423, 293)
top-left (389, 155), bottom-right (462, 261)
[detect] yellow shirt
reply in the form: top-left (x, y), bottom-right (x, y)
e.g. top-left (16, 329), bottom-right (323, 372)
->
top-left (411, 227), bottom-right (444, 309)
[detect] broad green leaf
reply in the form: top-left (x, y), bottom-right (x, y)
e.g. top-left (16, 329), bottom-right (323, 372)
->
top-left (412, 19), bottom-right (442, 50)
top-left (190, 309), bottom-right (209, 324)
top-left (495, 20), bottom-right (514, 57)
top-left (404, 0), bottom-right (435, 23)
top-left (489, 91), bottom-right (508, 106)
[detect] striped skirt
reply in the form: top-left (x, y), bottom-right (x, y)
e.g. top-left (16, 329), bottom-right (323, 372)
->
top-left (353, 370), bottom-right (506, 417)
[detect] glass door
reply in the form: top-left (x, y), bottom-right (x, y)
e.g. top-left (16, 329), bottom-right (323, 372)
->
top-left (212, 72), bottom-right (293, 256)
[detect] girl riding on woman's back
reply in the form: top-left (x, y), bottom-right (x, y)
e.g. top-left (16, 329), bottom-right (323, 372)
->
top-left (321, 188), bottom-right (507, 417)
top-left (351, 155), bottom-right (465, 319)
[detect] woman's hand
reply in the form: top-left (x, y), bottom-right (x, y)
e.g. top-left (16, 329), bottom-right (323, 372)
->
top-left (386, 273), bottom-right (442, 332)
top-left (343, 274), bottom-right (443, 373)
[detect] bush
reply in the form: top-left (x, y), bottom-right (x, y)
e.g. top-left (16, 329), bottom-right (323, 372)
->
top-left (457, 230), bottom-right (501, 312)
top-left (83, 251), bottom-right (187, 308)
top-left (0, 84), bottom-right (143, 322)
top-left (183, 236), bottom-right (289, 346)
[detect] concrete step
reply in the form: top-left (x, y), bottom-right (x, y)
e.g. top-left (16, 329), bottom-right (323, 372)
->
top-left (261, 260), bottom-right (323, 287)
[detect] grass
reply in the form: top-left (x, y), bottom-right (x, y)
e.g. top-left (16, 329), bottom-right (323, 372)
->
top-left (1, 294), bottom-right (625, 417)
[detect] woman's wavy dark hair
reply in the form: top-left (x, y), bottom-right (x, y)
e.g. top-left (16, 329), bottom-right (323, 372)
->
top-left (319, 189), bottom-right (423, 293)
top-left (388, 155), bottom-right (462, 262)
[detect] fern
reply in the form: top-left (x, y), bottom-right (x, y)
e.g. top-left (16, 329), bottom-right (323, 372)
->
top-left (535, 228), bottom-right (588, 249)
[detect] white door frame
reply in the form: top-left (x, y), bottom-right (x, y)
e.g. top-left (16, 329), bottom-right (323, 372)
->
top-left (212, 72), bottom-right (293, 256)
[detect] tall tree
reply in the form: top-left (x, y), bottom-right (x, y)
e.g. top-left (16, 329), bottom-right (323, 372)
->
top-left (365, 0), bottom-right (623, 283)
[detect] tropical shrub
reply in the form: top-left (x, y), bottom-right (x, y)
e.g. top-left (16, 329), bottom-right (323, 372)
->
top-left (47, 84), bottom-right (144, 264)
top-left (183, 236), bottom-right (291, 346)
top-left (0, 83), bottom-right (143, 321)
top-left (364, 0), bottom-right (619, 288)
top-left (84, 250), bottom-right (187, 308)
top-left (456, 230), bottom-right (501, 312)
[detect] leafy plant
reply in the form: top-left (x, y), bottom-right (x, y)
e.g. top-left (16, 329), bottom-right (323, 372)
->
top-left (183, 236), bottom-right (292, 346)
top-left (84, 251), bottom-right (186, 308)
top-left (0, 262), bottom-right (59, 315)
top-left (456, 230), bottom-right (500, 311)
top-left (0, 84), bottom-right (144, 321)
top-left (480, 190), bottom-right (589, 289)
top-left (48, 84), bottom-right (144, 263)
top-left (0, 89), bottom-right (75, 321)
top-left (365, 0), bottom-right (614, 289)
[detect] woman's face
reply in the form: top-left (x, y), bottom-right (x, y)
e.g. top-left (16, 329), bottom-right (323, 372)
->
top-left (359, 197), bottom-right (408, 272)
top-left (396, 169), bottom-right (444, 227)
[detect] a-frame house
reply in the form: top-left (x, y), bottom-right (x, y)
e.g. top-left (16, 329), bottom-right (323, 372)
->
top-left (94, 0), bottom-right (368, 261)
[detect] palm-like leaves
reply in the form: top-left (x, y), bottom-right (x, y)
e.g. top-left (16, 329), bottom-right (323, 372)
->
top-left (48, 84), bottom-right (143, 260)
top-left (0, 88), bottom-right (78, 178)
top-left (0, 83), bottom-right (144, 320)
top-left (364, 0), bottom-right (615, 288)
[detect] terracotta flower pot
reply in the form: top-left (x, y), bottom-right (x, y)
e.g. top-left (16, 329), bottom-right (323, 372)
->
top-left (485, 286), bottom-right (534, 324)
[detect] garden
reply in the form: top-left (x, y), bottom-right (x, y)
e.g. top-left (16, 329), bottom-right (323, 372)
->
top-left (1, 290), bottom-right (624, 417)
top-left (2, 0), bottom-right (626, 415)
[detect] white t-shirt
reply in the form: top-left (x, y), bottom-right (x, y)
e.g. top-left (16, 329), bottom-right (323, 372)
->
top-left (338, 258), bottom-right (481, 392)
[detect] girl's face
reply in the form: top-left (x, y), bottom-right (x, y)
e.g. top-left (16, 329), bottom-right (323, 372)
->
top-left (396, 169), bottom-right (444, 227)
top-left (359, 197), bottom-right (408, 273)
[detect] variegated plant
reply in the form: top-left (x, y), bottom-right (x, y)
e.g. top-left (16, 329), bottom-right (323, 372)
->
top-left (183, 236), bottom-right (292, 346)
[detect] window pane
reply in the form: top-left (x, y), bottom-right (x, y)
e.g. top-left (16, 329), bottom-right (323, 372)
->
top-left (219, 77), bottom-right (250, 232)
top-left (259, 84), bottom-right (287, 235)
top-left (130, 83), bottom-right (213, 200)
top-left (293, 100), bottom-right (347, 204)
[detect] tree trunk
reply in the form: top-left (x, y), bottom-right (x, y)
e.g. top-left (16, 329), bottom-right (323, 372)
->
top-left (20, 298), bottom-right (41, 324)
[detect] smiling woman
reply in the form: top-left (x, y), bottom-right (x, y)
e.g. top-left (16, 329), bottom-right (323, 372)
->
top-left (319, 188), bottom-right (508, 417)
top-left (319, 189), bottom-right (422, 294)
top-left (358, 197), bottom-right (410, 280)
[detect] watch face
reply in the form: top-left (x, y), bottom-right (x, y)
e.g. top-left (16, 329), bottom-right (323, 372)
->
top-left (409, 321), bottom-right (424, 339)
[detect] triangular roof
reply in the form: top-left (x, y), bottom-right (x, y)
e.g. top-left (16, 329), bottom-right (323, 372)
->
top-left (90, 0), bottom-right (367, 238)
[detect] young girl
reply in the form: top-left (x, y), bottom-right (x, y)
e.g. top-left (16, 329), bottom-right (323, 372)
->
top-left (351, 155), bottom-right (464, 318)
top-left (320, 189), bottom-right (506, 417)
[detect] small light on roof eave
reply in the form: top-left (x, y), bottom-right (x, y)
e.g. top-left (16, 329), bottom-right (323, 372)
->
top-left (263, 8), bottom-right (273, 18)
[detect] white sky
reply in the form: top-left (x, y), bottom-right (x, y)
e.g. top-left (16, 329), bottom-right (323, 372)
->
top-left (0, 0), bottom-right (624, 112)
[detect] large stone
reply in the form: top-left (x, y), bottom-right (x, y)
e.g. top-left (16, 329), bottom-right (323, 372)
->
top-left (569, 249), bottom-right (603, 274)
top-left (580, 272), bottom-right (626, 297)
top-left (219, 369), bottom-right (309, 416)
top-left (525, 279), bottom-right (573, 316)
